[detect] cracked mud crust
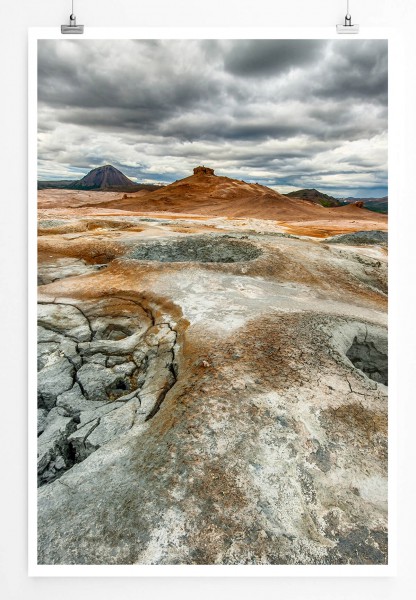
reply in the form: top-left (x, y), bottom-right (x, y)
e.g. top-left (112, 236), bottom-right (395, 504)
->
top-left (37, 295), bottom-right (179, 487)
top-left (37, 205), bottom-right (388, 566)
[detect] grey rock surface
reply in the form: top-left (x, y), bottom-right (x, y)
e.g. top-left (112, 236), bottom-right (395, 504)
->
top-left (37, 313), bottom-right (388, 565)
top-left (56, 383), bottom-right (107, 413)
top-left (37, 354), bottom-right (74, 410)
top-left (38, 257), bottom-right (102, 285)
top-left (37, 302), bottom-right (92, 342)
top-left (37, 413), bottom-right (77, 485)
top-left (37, 408), bottom-right (48, 436)
top-left (87, 398), bottom-right (141, 447)
top-left (76, 363), bottom-right (125, 402)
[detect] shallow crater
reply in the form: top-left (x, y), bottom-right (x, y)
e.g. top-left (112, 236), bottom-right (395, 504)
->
top-left (126, 235), bottom-right (262, 263)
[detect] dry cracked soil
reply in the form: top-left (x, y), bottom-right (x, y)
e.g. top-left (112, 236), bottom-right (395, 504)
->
top-left (36, 182), bottom-right (388, 565)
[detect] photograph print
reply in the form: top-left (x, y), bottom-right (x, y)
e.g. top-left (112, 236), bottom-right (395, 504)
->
top-left (35, 37), bottom-right (388, 566)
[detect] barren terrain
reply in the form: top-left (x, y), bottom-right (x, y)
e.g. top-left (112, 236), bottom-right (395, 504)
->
top-left (37, 170), bottom-right (388, 565)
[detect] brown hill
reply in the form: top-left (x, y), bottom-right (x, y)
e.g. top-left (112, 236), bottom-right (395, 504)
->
top-left (96, 168), bottom-right (331, 218)
top-left (96, 167), bottom-right (387, 228)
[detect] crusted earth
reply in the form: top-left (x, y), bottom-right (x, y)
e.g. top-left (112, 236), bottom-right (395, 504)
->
top-left (37, 180), bottom-right (388, 566)
top-left (37, 295), bottom-right (179, 487)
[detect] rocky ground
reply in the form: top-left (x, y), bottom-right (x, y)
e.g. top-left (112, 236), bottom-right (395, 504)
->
top-left (37, 183), bottom-right (388, 565)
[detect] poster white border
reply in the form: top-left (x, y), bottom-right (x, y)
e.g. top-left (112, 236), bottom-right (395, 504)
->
top-left (28, 26), bottom-right (397, 578)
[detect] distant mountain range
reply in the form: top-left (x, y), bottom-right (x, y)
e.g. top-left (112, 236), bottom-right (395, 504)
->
top-left (341, 196), bottom-right (388, 214)
top-left (285, 188), bottom-right (388, 214)
top-left (38, 165), bottom-right (162, 193)
top-left (38, 166), bottom-right (388, 214)
top-left (38, 180), bottom-right (76, 190)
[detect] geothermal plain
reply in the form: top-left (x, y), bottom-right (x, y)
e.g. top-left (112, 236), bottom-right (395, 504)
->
top-left (37, 167), bottom-right (388, 565)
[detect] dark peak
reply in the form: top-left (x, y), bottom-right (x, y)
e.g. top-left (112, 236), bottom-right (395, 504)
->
top-left (70, 164), bottom-right (135, 190)
top-left (90, 164), bottom-right (119, 172)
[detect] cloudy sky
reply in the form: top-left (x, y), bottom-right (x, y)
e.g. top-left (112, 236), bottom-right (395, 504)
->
top-left (37, 39), bottom-right (387, 197)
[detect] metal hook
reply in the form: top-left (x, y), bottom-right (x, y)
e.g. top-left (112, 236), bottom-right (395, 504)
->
top-left (61, 0), bottom-right (84, 34)
top-left (336, 0), bottom-right (359, 34)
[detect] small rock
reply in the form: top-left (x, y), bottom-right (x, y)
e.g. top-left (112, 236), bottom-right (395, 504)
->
top-left (56, 383), bottom-right (107, 413)
top-left (37, 409), bottom-right (48, 436)
top-left (107, 355), bottom-right (129, 367)
top-left (38, 355), bottom-right (74, 410)
top-left (87, 399), bottom-right (141, 447)
top-left (37, 415), bottom-right (77, 485)
top-left (76, 363), bottom-right (126, 402)
top-left (37, 303), bottom-right (91, 342)
top-left (83, 352), bottom-right (107, 366)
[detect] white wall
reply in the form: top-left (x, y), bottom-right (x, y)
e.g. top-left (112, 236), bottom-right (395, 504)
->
top-left (0, 0), bottom-right (402, 28)
top-left (1, 1), bottom-right (416, 599)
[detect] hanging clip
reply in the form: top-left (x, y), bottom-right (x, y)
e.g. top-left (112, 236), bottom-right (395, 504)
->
top-left (336, 1), bottom-right (359, 34)
top-left (61, 1), bottom-right (84, 34)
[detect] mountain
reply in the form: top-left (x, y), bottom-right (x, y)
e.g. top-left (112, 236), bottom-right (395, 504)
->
top-left (342, 196), bottom-right (388, 214)
top-left (69, 165), bottom-right (136, 190)
top-left (38, 165), bottom-right (163, 193)
top-left (284, 189), bottom-right (341, 208)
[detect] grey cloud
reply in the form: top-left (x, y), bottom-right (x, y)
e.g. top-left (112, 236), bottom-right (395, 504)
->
top-left (38, 40), bottom-right (223, 115)
top-left (311, 40), bottom-right (388, 102)
top-left (49, 98), bottom-right (385, 146)
top-left (37, 39), bottom-right (388, 197)
top-left (222, 40), bottom-right (325, 77)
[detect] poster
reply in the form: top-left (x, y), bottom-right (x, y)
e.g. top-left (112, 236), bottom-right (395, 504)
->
top-left (29, 30), bottom-right (389, 574)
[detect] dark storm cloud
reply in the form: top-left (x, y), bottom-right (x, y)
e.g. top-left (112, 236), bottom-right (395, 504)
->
top-left (37, 39), bottom-right (388, 196)
top-left (222, 40), bottom-right (325, 77)
top-left (313, 40), bottom-right (388, 103)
